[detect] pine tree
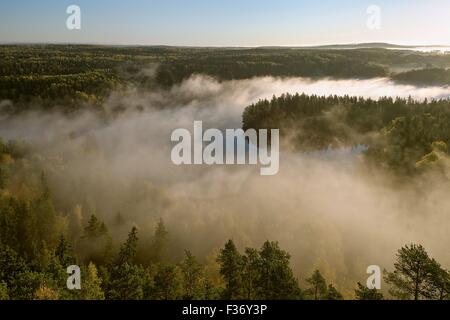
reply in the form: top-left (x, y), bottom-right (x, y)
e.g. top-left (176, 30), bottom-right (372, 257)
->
top-left (385, 244), bottom-right (434, 300)
top-left (257, 241), bottom-right (301, 300)
top-left (79, 215), bottom-right (112, 265)
top-left (217, 240), bottom-right (243, 299)
top-left (201, 279), bottom-right (220, 300)
top-left (68, 204), bottom-right (83, 243)
top-left (107, 263), bottom-right (145, 300)
top-left (241, 248), bottom-right (260, 299)
top-left (326, 284), bottom-right (343, 300)
top-left (181, 250), bottom-right (203, 299)
top-left (423, 259), bottom-right (450, 300)
top-left (32, 189), bottom-right (62, 254)
top-left (117, 226), bottom-right (138, 265)
top-left (0, 243), bottom-right (29, 290)
top-left (11, 198), bottom-right (31, 256)
top-left (306, 270), bottom-right (327, 300)
top-left (355, 282), bottom-right (384, 300)
top-left (0, 199), bottom-right (17, 249)
top-left (83, 215), bottom-right (104, 239)
top-left (203, 249), bottom-right (225, 299)
top-left (153, 264), bottom-right (183, 300)
top-left (150, 218), bottom-right (169, 263)
top-left (9, 270), bottom-right (47, 300)
top-left (55, 234), bottom-right (73, 266)
top-left (79, 263), bottom-right (105, 300)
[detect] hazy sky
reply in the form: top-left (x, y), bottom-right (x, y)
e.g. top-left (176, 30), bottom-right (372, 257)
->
top-left (1, 0), bottom-right (449, 46)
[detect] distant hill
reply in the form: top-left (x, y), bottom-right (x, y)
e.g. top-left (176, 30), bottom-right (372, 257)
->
top-left (256, 43), bottom-right (450, 50)
top-left (304, 42), bottom-right (412, 49)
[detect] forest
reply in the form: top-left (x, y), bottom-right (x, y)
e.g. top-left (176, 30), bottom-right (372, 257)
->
top-left (1, 45), bottom-right (450, 300)
top-left (0, 146), bottom-right (449, 300)
top-left (1, 45), bottom-right (450, 110)
top-left (243, 93), bottom-right (450, 175)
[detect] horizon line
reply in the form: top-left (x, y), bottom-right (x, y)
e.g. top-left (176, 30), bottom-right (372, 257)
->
top-left (1, 41), bottom-right (450, 49)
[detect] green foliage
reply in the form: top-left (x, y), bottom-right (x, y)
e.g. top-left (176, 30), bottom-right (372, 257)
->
top-left (423, 260), bottom-right (450, 300)
top-left (0, 244), bottom-right (28, 287)
top-left (369, 113), bottom-right (450, 174)
top-left (257, 241), bottom-right (301, 300)
top-left (385, 244), bottom-right (450, 300)
top-left (217, 240), bottom-right (302, 300)
top-left (149, 219), bottom-right (169, 264)
top-left (55, 235), bottom-right (75, 267)
top-left (107, 263), bottom-right (145, 300)
top-left (354, 282), bottom-right (384, 300)
top-left (76, 263), bottom-right (105, 300)
top-left (304, 270), bottom-right (343, 300)
top-left (181, 250), bottom-right (203, 300)
top-left (78, 215), bottom-right (113, 265)
top-left (1, 131), bottom-right (449, 301)
top-left (152, 264), bottom-right (183, 300)
top-left (10, 270), bottom-right (48, 300)
top-left (393, 68), bottom-right (450, 86)
top-left (241, 248), bottom-right (260, 299)
top-left (0, 281), bottom-right (8, 300)
top-left (83, 215), bottom-right (108, 239)
top-left (326, 284), bottom-right (344, 300)
top-left (3, 44), bottom-right (449, 110)
top-left (117, 226), bottom-right (139, 265)
top-left (243, 93), bottom-right (450, 174)
top-left (305, 270), bottom-right (328, 300)
top-left (217, 240), bottom-right (243, 299)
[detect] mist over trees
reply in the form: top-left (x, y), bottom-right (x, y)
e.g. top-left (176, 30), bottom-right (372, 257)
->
top-left (1, 45), bottom-right (450, 300)
top-left (243, 93), bottom-right (450, 175)
top-left (0, 139), bottom-right (448, 300)
top-left (2, 45), bottom-right (450, 110)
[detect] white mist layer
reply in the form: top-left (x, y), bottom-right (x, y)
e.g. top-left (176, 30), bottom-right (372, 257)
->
top-left (1, 75), bottom-right (450, 296)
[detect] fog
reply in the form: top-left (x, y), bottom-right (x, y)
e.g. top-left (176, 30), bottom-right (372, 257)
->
top-left (1, 75), bottom-right (450, 296)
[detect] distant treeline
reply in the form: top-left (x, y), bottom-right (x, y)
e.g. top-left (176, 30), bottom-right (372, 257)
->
top-left (243, 93), bottom-right (450, 174)
top-left (1, 45), bottom-right (450, 109)
top-left (393, 68), bottom-right (450, 86)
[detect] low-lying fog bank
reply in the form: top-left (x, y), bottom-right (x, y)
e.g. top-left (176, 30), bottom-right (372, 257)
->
top-left (1, 75), bottom-right (450, 295)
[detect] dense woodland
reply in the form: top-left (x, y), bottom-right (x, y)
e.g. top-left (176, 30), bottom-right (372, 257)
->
top-left (1, 45), bottom-right (450, 300)
top-left (1, 45), bottom-right (450, 110)
top-left (243, 94), bottom-right (450, 175)
top-left (392, 68), bottom-right (450, 86)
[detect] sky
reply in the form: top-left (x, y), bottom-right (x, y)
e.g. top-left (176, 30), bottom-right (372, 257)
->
top-left (0, 0), bottom-right (450, 47)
